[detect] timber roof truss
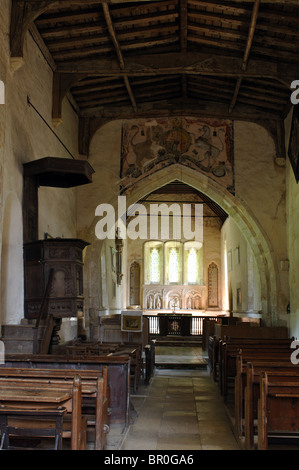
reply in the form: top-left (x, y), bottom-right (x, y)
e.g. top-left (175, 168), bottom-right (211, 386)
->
top-left (10, 0), bottom-right (299, 156)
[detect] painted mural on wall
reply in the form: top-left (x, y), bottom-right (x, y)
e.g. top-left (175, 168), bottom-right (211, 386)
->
top-left (120, 117), bottom-right (234, 193)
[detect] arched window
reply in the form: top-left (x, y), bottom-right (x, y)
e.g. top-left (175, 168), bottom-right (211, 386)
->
top-left (150, 248), bottom-right (160, 283)
top-left (184, 241), bottom-right (203, 285)
top-left (169, 248), bottom-right (179, 283)
top-left (187, 248), bottom-right (197, 283)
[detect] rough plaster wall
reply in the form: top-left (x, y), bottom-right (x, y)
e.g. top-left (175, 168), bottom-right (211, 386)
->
top-left (234, 121), bottom-right (287, 257)
top-left (0, 0), bottom-right (10, 280)
top-left (285, 109), bottom-right (299, 339)
top-left (77, 120), bottom-right (123, 239)
top-left (234, 121), bottom-right (288, 322)
top-left (221, 216), bottom-right (261, 315)
top-left (0, 1), bottom-right (78, 324)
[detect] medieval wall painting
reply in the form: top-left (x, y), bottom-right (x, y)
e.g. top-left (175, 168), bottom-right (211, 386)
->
top-left (120, 117), bottom-right (234, 193)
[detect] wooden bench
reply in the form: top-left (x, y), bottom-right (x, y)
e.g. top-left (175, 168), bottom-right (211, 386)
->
top-left (65, 340), bottom-right (148, 392)
top-left (209, 326), bottom-right (289, 381)
top-left (234, 355), bottom-right (299, 448)
top-left (0, 406), bottom-right (68, 450)
top-left (219, 339), bottom-right (293, 398)
top-left (258, 371), bottom-right (299, 450)
top-left (4, 354), bottom-right (131, 427)
top-left (0, 367), bottom-right (109, 450)
top-left (0, 375), bottom-right (86, 450)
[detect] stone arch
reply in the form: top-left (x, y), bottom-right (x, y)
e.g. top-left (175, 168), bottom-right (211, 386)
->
top-left (84, 162), bottom-right (280, 326)
top-left (122, 164), bottom-right (278, 324)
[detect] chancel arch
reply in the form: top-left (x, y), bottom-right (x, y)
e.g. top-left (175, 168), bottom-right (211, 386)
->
top-left (120, 164), bottom-right (280, 324)
top-left (80, 117), bottom-right (284, 329)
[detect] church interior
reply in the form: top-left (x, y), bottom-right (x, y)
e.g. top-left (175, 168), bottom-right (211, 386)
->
top-left (0, 0), bottom-right (299, 451)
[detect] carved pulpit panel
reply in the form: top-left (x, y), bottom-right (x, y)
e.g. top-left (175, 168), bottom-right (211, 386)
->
top-left (24, 238), bottom-right (89, 319)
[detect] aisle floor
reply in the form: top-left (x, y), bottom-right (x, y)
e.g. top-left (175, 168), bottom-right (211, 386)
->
top-left (107, 346), bottom-right (241, 451)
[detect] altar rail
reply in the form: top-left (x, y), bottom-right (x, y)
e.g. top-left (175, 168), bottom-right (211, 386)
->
top-left (146, 315), bottom-right (220, 337)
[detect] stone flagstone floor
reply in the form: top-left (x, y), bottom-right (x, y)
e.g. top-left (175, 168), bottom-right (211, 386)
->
top-left (106, 346), bottom-right (240, 451)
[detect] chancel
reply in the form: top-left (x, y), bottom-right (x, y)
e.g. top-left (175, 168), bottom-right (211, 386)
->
top-left (0, 0), bottom-right (299, 452)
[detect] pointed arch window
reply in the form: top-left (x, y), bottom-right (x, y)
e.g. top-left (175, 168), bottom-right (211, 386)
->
top-left (169, 248), bottom-right (179, 283)
top-left (150, 248), bottom-right (160, 283)
top-left (187, 248), bottom-right (197, 284)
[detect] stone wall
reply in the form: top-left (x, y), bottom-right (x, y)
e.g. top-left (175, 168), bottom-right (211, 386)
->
top-left (0, 1), bottom-right (79, 326)
top-left (285, 108), bottom-right (299, 339)
top-left (221, 216), bottom-right (261, 316)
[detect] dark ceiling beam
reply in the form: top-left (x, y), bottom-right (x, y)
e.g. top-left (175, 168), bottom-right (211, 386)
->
top-left (52, 71), bottom-right (87, 125)
top-left (9, 0), bottom-right (165, 65)
top-left (77, 98), bottom-right (286, 161)
top-left (55, 52), bottom-right (295, 87)
top-left (18, 0), bottom-right (299, 3)
top-left (79, 97), bottom-right (284, 121)
top-left (52, 47), bottom-right (294, 123)
top-left (188, 0), bottom-right (299, 5)
top-left (180, 0), bottom-right (188, 98)
top-left (229, 0), bottom-right (260, 113)
top-left (102, 2), bottom-right (138, 113)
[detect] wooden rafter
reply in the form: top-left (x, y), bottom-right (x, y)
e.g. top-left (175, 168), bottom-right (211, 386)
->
top-left (229, 0), bottom-right (260, 113)
top-left (180, 0), bottom-right (188, 98)
top-left (102, 2), bottom-right (137, 112)
top-left (11, 0), bottom-right (297, 141)
top-left (55, 52), bottom-right (295, 89)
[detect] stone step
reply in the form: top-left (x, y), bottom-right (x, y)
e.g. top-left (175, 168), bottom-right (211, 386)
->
top-left (151, 335), bottom-right (202, 347)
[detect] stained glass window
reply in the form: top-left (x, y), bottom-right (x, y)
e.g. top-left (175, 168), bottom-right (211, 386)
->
top-left (169, 248), bottom-right (179, 283)
top-left (150, 248), bottom-right (160, 283)
top-left (188, 248), bottom-right (197, 283)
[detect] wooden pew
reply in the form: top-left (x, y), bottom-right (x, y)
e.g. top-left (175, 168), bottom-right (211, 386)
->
top-left (0, 375), bottom-right (86, 450)
top-left (219, 339), bottom-right (293, 398)
top-left (234, 355), bottom-right (299, 447)
top-left (258, 371), bottom-right (299, 450)
top-left (108, 344), bottom-right (141, 393)
top-left (4, 354), bottom-right (131, 427)
top-left (65, 340), bottom-right (149, 392)
top-left (210, 325), bottom-right (289, 382)
top-left (244, 363), bottom-right (299, 450)
top-left (0, 406), bottom-right (68, 450)
top-left (0, 367), bottom-right (109, 450)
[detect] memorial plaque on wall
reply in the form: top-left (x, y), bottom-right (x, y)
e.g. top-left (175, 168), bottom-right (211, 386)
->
top-left (129, 261), bottom-right (140, 305)
top-left (208, 262), bottom-right (219, 308)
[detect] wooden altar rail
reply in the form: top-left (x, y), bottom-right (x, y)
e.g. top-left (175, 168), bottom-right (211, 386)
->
top-left (146, 315), bottom-right (220, 337)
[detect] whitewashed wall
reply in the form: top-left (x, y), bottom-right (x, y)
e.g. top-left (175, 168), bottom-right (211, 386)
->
top-left (0, 0), bottom-right (78, 326)
top-left (285, 109), bottom-right (299, 339)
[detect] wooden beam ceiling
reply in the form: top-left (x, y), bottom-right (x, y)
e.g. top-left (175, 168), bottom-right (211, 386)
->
top-left (9, 0), bottom-right (299, 154)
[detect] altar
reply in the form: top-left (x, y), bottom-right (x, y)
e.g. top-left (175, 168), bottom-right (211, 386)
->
top-left (142, 284), bottom-right (207, 311)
